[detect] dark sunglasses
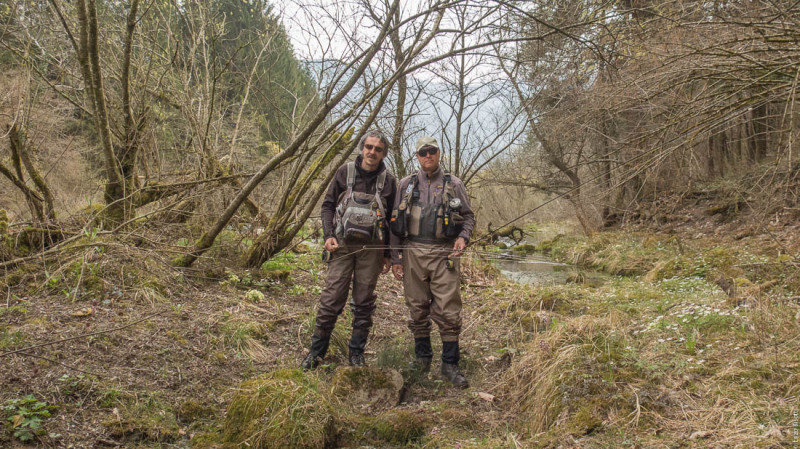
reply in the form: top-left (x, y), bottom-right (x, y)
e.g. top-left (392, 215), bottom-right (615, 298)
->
top-left (417, 147), bottom-right (439, 157)
top-left (363, 143), bottom-right (385, 152)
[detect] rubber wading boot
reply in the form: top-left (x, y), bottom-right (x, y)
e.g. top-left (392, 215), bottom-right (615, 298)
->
top-left (405, 336), bottom-right (433, 380)
top-left (414, 336), bottom-right (434, 360)
top-left (349, 352), bottom-right (365, 367)
top-left (441, 363), bottom-right (469, 389)
top-left (408, 357), bottom-right (432, 374)
top-left (348, 329), bottom-right (369, 367)
top-left (301, 334), bottom-right (330, 370)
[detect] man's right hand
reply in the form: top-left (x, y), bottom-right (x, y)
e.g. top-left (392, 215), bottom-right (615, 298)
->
top-left (391, 263), bottom-right (403, 281)
top-left (324, 237), bottom-right (339, 253)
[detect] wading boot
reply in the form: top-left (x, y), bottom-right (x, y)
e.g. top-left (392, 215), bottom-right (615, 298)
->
top-left (301, 334), bottom-right (330, 370)
top-left (441, 363), bottom-right (469, 389)
top-left (348, 329), bottom-right (369, 367)
top-left (405, 337), bottom-right (433, 380)
top-left (441, 340), bottom-right (468, 388)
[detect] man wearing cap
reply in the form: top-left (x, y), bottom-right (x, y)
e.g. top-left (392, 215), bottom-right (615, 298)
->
top-left (301, 129), bottom-right (397, 370)
top-left (389, 136), bottom-right (475, 388)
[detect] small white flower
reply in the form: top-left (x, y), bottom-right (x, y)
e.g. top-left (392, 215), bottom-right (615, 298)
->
top-left (658, 338), bottom-right (666, 343)
top-left (687, 357), bottom-right (694, 362)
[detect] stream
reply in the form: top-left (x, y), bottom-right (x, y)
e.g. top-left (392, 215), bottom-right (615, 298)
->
top-left (493, 253), bottom-right (572, 285)
top-left (488, 237), bottom-right (604, 286)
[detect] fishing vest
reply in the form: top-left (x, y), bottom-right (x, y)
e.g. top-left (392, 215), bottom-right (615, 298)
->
top-left (334, 161), bottom-right (388, 244)
top-left (390, 170), bottom-right (464, 242)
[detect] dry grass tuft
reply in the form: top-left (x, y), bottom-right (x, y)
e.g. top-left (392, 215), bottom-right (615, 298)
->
top-left (221, 317), bottom-right (270, 363)
top-left (223, 369), bottom-right (335, 449)
top-left (494, 313), bottom-right (633, 436)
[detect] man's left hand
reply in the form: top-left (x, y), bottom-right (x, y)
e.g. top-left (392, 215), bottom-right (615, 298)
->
top-left (450, 237), bottom-right (466, 258)
top-left (381, 257), bottom-right (391, 274)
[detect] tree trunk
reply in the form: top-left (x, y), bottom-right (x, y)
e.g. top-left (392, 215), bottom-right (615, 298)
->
top-left (174, 0), bottom-right (401, 268)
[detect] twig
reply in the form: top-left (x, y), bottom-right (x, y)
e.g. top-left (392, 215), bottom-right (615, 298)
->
top-left (0, 308), bottom-right (170, 358)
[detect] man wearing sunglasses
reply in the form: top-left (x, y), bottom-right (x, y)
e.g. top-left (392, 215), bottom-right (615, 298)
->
top-left (301, 129), bottom-right (397, 370)
top-left (390, 136), bottom-right (475, 388)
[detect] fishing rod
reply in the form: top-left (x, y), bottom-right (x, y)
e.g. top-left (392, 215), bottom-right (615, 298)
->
top-left (315, 244), bottom-right (562, 264)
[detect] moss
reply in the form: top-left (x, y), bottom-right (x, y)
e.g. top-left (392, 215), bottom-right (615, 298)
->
top-left (191, 432), bottom-right (238, 449)
top-left (536, 233), bottom-right (567, 254)
top-left (367, 409), bottom-right (426, 444)
top-left (82, 274), bottom-right (105, 296)
top-left (172, 254), bottom-right (192, 267)
top-left (223, 369), bottom-right (335, 449)
top-left (262, 268), bottom-right (291, 281)
top-left (103, 396), bottom-right (181, 443)
top-left (511, 243), bottom-right (537, 255)
top-left (569, 401), bottom-right (604, 435)
top-left (178, 399), bottom-right (215, 424)
top-left (260, 253), bottom-right (298, 281)
top-left (439, 407), bottom-right (480, 429)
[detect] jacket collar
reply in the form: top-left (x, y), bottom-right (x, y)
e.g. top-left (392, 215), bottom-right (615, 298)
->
top-left (419, 166), bottom-right (443, 182)
top-left (354, 154), bottom-right (385, 178)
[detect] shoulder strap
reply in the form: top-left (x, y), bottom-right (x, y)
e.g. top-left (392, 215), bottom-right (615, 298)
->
top-left (442, 170), bottom-right (454, 203)
top-left (376, 170), bottom-right (386, 193)
top-left (408, 171), bottom-right (419, 202)
top-left (346, 161), bottom-right (356, 189)
top-left (374, 170), bottom-right (388, 219)
top-left (343, 161), bottom-right (356, 202)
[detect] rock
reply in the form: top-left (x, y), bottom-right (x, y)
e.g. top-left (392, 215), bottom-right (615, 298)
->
top-left (331, 367), bottom-right (404, 412)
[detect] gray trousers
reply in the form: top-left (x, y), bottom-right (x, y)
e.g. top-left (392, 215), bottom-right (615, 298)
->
top-left (402, 241), bottom-right (462, 342)
top-left (313, 245), bottom-right (384, 337)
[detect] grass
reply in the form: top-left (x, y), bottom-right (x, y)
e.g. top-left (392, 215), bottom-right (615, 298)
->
top-left (482, 231), bottom-right (800, 447)
top-left (2, 220), bottom-right (797, 448)
top-left (223, 369), bottom-right (335, 449)
top-left (102, 393), bottom-right (180, 444)
top-left (221, 317), bottom-right (270, 363)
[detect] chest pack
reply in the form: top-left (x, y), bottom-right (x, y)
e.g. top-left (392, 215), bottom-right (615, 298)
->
top-left (390, 171), bottom-right (464, 240)
top-left (334, 161), bottom-right (387, 244)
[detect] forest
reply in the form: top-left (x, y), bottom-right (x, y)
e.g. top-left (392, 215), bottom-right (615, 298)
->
top-left (1, 0), bottom-right (798, 447)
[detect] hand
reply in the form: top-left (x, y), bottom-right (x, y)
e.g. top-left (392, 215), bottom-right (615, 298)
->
top-left (381, 257), bottom-right (391, 275)
top-left (392, 264), bottom-right (403, 281)
top-left (324, 237), bottom-right (339, 253)
top-left (449, 237), bottom-right (466, 258)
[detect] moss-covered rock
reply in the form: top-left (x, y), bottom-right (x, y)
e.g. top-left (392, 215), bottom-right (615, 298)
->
top-left (363, 409), bottom-right (426, 444)
top-left (511, 243), bottom-right (537, 255)
top-left (330, 367), bottom-right (404, 412)
top-left (223, 369), bottom-right (335, 449)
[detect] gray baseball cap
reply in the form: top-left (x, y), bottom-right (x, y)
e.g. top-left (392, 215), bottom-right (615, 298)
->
top-left (415, 136), bottom-right (439, 152)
